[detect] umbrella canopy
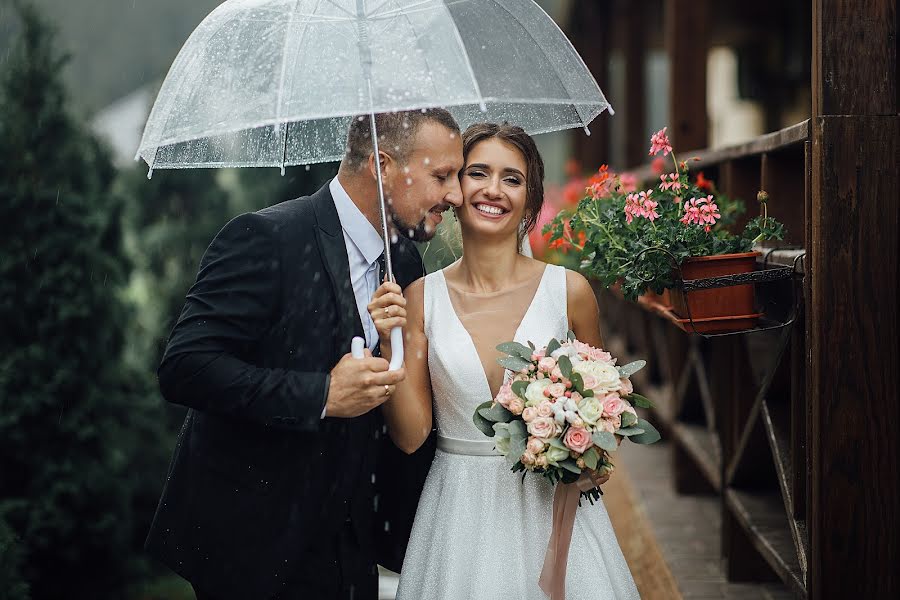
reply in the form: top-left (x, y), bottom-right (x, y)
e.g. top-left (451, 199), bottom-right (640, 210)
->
top-left (136, 0), bottom-right (612, 173)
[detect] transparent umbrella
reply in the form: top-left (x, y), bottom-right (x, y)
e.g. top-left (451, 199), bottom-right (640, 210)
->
top-left (136, 0), bottom-right (613, 367)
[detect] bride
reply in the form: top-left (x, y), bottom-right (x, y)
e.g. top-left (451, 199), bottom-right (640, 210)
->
top-left (368, 123), bottom-right (640, 599)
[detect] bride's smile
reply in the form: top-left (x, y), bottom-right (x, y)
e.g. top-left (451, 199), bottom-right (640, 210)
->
top-left (459, 137), bottom-right (529, 234)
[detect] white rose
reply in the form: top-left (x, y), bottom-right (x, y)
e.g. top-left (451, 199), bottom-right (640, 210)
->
top-left (524, 379), bottom-right (553, 406)
top-left (572, 360), bottom-right (622, 394)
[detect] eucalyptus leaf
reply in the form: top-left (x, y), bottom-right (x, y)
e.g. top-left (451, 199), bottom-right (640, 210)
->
top-left (567, 329), bottom-right (576, 341)
top-left (508, 436), bottom-right (527, 464)
top-left (628, 393), bottom-right (654, 409)
top-left (617, 360), bottom-right (646, 378)
top-left (592, 431), bottom-right (618, 452)
top-left (570, 372), bottom-right (586, 395)
top-left (498, 356), bottom-right (531, 372)
top-left (478, 402), bottom-right (514, 423)
top-left (508, 420), bottom-right (528, 439)
top-left (528, 341), bottom-right (535, 350)
top-left (559, 458), bottom-right (582, 474)
top-left (512, 380), bottom-right (529, 400)
top-left (582, 447), bottom-right (600, 470)
top-left (472, 401), bottom-right (496, 437)
top-left (615, 427), bottom-right (646, 436)
top-left (624, 410), bottom-right (641, 428)
top-left (548, 437), bottom-right (568, 450)
top-left (557, 354), bottom-right (573, 379)
top-left (496, 341), bottom-right (533, 359)
top-left (629, 418), bottom-right (661, 444)
top-left (546, 338), bottom-right (561, 357)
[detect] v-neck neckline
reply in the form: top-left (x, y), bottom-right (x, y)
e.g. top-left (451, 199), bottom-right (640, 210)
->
top-left (438, 264), bottom-right (550, 400)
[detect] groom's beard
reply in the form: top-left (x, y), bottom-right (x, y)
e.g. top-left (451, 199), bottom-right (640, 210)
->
top-left (391, 210), bottom-right (438, 242)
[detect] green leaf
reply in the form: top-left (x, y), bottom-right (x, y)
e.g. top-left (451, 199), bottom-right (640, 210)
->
top-left (472, 401), bottom-right (496, 437)
top-left (628, 393), bottom-right (654, 409)
top-left (557, 354), bottom-right (573, 379)
top-left (592, 431), bottom-right (618, 452)
top-left (570, 372), bottom-right (586, 395)
top-left (498, 356), bottom-right (530, 372)
top-left (617, 360), bottom-right (646, 378)
top-left (508, 420), bottom-right (528, 440)
top-left (559, 458), bottom-right (582, 474)
top-left (629, 418), bottom-right (661, 444)
top-left (615, 427), bottom-right (646, 436)
top-left (567, 329), bottom-right (577, 341)
top-left (548, 436), bottom-right (568, 451)
top-left (511, 380), bottom-right (529, 400)
top-left (528, 341), bottom-right (536, 350)
top-left (478, 402), bottom-right (514, 423)
top-left (546, 338), bottom-right (561, 357)
top-left (620, 410), bottom-right (638, 428)
top-left (508, 436), bottom-right (527, 464)
top-left (582, 447), bottom-right (600, 470)
top-left (496, 341), bottom-right (533, 359)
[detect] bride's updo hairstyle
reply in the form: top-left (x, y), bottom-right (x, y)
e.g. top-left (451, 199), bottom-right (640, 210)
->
top-left (461, 123), bottom-right (545, 239)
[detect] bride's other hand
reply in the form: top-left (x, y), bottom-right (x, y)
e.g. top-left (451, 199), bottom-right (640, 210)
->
top-left (367, 281), bottom-right (407, 356)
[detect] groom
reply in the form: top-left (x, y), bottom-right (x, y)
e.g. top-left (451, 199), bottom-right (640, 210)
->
top-left (145, 109), bottom-right (463, 600)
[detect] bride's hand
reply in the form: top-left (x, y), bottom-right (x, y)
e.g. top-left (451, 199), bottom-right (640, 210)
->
top-left (587, 469), bottom-right (611, 488)
top-left (367, 280), bottom-right (407, 357)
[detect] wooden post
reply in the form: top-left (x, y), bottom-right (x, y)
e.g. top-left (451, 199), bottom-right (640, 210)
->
top-left (621, 0), bottom-right (647, 167)
top-left (808, 1), bottom-right (899, 598)
top-left (567, 0), bottom-right (611, 167)
top-left (664, 0), bottom-right (709, 151)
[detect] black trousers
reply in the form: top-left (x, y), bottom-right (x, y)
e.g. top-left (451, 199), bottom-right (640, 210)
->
top-left (193, 520), bottom-right (378, 600)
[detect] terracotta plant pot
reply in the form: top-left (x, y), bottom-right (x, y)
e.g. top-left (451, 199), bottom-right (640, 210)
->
top-left (669, 251), bottom-right (762, 333)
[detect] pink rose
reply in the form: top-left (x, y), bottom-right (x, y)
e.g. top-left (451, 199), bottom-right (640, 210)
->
top-left (550, 365), bottom-right (564, 380)
top-left (508, 398), bottom-right (525, 415)
top-left (564, 426), bottom-right (593, 454)
top-left (527, 417), bottom-right (557, 439)
top-left (522, 407), bottom-right (538, 422)
top-left (521, 451), bottom-right (536, 466)
top-left (602, 394), bottom-right (629, 418)
top-left (527, 437), bottom-right (545, 454)
top-left (570, 391), bottom-right (583, 403)
top-left (495, 381), bottom-right (516, 407)
top-left (547, 383), bottom-right (567, 398)
top-left (538, 357), bottom-right (557, 372)
top-left (619, 378), bottom-right (634, 395)
top-left (581, 374), bottom-right (599, 390)
top-left (531, 349), bottom-right (546, 361)
top-left (536, 400), bottom-right (554, 418)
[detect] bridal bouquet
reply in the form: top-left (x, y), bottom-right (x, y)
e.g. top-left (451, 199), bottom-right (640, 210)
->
top-left (473, 332), bottom-right (660, 502)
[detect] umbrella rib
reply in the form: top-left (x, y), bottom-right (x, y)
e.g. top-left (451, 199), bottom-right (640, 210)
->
top-left (275, 1), bottom-right (303, 174)
top-left (487, 0), bottom-right (591, 127)
top-left (437, 1), bottom-right (486, 111)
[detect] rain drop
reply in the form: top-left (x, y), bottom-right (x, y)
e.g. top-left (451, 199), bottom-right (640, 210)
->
top-left (423, 157), bottom-right (430, 165)
top-left (403, 166), bottom-right (410, 173)
top-left (406, 177), bottom-right (412, 185)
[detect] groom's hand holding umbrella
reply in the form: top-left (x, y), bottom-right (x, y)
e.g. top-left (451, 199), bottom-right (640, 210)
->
top-left (324, 350), bottom-right (406, 418)
top-left (367, 280), bottom-right (408, 363)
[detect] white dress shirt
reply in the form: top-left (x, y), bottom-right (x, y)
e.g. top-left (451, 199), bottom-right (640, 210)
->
top-left (322, 178), bottom-right (384, 418)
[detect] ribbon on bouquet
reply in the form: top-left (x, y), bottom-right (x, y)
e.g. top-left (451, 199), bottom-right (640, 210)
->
top-left (538, 473), bottom-right (598, 600)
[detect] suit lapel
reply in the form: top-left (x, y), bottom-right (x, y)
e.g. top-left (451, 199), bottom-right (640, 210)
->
top-left (311, 182), bottom-right (366, 351)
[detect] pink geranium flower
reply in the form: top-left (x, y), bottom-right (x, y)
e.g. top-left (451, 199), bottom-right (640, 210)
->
top-left (624, 190), bottom-right (660, 224)
top-left (680, 195), bottom-right (721, 232)
top-left (649, 127), bottom-right (673, 156)
top-left (658, 172), bottom-right (683, 192)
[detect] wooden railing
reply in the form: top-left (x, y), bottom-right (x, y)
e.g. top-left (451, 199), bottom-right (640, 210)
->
top-left (595, 120), bottom-right (811, 596)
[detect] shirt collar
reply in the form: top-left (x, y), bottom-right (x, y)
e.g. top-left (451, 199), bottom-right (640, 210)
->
top-left (330, 177), bottom-right (383, 266)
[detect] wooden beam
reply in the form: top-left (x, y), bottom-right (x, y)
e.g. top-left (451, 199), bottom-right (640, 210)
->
top-left (809, 1), bottom-right (899, 597)
top-left (808, 115), bottom-right (899, 599)
top-left (665, 0), bottom-right (709, 151)
top-left (622, 0), bottom-right (647, 166)
top-left (568, 0), bottom-right (611, 166)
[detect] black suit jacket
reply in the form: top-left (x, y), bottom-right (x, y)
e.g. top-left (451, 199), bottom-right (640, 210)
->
top-left (145, 182), bottom-right (434, 600)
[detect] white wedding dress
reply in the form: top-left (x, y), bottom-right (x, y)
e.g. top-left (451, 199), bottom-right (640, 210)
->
top-left (395, 264), bottom-right (640, 600)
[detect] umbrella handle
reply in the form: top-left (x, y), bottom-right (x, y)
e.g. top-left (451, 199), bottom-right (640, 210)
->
top-left (350, 329), bottom-right (404, 372)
